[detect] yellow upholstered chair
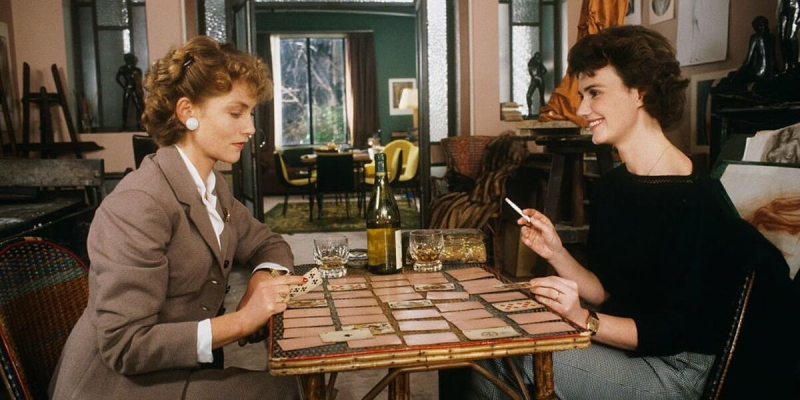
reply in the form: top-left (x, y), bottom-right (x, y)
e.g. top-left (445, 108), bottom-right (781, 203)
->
top-left (363, 139), bottom-right (415, 180)
top-left (274, 151), bottom-right (317, 221)
top-left (394, 145), bottom-right (419, 206)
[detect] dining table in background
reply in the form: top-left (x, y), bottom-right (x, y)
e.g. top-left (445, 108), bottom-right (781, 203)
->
top-left (268, 263), bottom-right (592, 400)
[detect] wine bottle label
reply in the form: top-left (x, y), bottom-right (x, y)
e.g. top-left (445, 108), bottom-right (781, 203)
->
top-left (394, 229), bottom-right (403, 270)
top-left (367, 227), bottom-right (398, 273)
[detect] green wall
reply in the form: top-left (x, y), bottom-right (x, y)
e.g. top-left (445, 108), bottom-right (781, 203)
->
top-left (256, 10), bottom-right (417, 145)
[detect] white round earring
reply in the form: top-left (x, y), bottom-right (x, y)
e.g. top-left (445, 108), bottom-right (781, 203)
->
top-left (185, 117), bottom-right (199, 131)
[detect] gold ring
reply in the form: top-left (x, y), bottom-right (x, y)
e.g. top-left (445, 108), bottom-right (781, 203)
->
top-left (554, 292), bottom-right (560, 301)
top-left (278, 292), bottom-right (288, 299)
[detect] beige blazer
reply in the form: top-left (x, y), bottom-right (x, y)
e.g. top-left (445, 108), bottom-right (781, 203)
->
top-left (49, 146), bottom-right (294, 400)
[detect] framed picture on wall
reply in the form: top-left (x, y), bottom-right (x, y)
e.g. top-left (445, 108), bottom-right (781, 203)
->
top-left (389, 78), bottom-right (415, 116)
top-left (690, 69), bottom-right (734, 154)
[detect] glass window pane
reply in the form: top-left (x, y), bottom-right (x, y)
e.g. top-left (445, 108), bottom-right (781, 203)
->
top-left (512, 0), bottom-right (539, 24)
top-left (280, 38), bottom-right (310, 145)
top-left (204, 0), bottom-right (227, 42)
top-left (541, 4), bottom-right (555, 95)
top-left (427, 0), bottom-right (448, 142)
top-left (98, 30), bottom-right (126, 129)
top-left (310, 38), bottom-right (347, 145)
top-left (131, 5), bottom-right (149, 69)
top-left (512, 26), bottom-right (539, 111)
top-left (79, 6), bottom-right (98, 129)
top-left (96, 0), bottom-right (129, 27)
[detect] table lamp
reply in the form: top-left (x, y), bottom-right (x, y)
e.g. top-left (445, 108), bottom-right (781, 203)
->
top-left (398, 88), bottom-right (419, 130)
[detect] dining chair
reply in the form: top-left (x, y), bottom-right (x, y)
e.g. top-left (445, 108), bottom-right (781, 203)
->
top-left (394, 145), bottom-right (420, 207)
top-left (315, 153), bottom-right (358, 219)
top-left (0, 236), bottom-right (89, 400)
top-left (131, 134), bottom-right (159, 169)
top-left (363, 139), bottom-right (415, 180)
top-left (274, 151), bottom-right (316, 220)
top-left (361, 148), bottom-right (403, 217)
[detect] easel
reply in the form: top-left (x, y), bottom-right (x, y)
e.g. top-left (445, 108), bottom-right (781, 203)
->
top-left (19, 62), bottom-right (99, 159)
top-left (0, 72), bottom-right (16, 157)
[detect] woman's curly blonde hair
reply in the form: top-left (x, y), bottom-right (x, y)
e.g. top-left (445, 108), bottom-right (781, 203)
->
top-left (141, 36), bottom-right (272, 146)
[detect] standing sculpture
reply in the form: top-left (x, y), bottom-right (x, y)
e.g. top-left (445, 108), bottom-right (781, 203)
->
top-left (116, 53), bottom-right (144, 130)
top-left (734, 16), bottom-right (778, 83)
top-left (525, 52), bottom-right (547, 119)
top-left (778, 0), bottom-right (800, 73)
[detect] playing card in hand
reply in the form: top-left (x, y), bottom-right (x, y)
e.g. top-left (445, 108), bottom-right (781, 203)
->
top-left (289, 268), bottom-right (323, 298)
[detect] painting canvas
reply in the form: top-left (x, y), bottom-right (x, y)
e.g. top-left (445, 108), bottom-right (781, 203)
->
top-left (676, 0), bottom-right (730, 66)
top-left (690, 69), bottom-right (733, 154)
top-left (717, 162), bottom-right (800, 280)
top-left (625, 0), bottom-right (642, 26)
top-left (649, 0), bottom-right (675, 25)
top-left (743, 122), bottom-right (800, 164)
top-left (389, 78), bottom-right (415, 116)
top-left (0, 22), bottom-right (16, 135)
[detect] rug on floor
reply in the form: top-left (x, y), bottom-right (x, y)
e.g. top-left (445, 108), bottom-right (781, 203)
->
top-left (264, 200), bottom-right (420, 234)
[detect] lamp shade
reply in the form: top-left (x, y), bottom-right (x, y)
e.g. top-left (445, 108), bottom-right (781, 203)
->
top-left (398, 88), bottom-right (418, 110)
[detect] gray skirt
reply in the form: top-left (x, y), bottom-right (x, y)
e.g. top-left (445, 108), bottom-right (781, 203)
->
top-left (467, 343), bottom-right (715, 400)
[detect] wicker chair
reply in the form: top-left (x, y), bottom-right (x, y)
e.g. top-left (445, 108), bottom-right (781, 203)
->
top-left (0, 237), bottom-right (89, 400)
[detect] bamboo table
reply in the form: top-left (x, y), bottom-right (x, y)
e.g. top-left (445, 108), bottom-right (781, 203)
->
top-left (268, 264), bottom-right (591, 400)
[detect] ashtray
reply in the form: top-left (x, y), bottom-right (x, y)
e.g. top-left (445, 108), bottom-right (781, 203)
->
top-left (348, 248), bottom-right (368, 268)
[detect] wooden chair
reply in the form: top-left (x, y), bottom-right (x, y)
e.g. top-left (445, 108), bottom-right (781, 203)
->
top-left (0, 237), bottom-right (89, 400)
top-left (131, 134), bottom-right (159, 169)
top-left (700, 270), bottom-right (755, 400)
top-left (315, 152), bottom-right (358, 219)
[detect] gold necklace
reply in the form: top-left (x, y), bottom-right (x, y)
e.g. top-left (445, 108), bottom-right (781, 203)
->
top-left (646, 144), bottom-right (672, 176)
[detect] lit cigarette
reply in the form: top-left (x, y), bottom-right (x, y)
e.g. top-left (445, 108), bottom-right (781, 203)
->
top-left (504, 198), bottom-right (531, 223)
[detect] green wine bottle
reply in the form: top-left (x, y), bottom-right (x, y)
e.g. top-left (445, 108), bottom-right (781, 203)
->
top-left (366, 153), bottom-right (402, 275)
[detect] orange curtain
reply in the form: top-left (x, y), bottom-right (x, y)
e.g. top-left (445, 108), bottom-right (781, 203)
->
top-left (538, 0), bottom-right (629, 126)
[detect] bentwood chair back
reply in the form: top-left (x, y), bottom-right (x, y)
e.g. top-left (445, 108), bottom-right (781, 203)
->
top-left (700, 270), bottom-right (755, 400)
top-left (0, 237), bottom-right (89, 400)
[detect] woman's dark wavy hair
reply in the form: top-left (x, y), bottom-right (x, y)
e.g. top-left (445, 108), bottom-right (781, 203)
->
top-left (141, 36), bottom-right (272, 146)
top-left (568, 25), bottom-right (688, 129)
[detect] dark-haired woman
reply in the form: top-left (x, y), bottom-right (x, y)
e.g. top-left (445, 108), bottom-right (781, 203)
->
top-left (49, 36), bottom-right (303, 400)
top-left (465, 25), bottom-right (790, 400)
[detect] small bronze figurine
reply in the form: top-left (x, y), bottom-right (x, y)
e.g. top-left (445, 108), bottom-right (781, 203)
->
top-left (116, 53), bottom-right (144, 130)
top-left (525, 52), bottom-right (547, 119)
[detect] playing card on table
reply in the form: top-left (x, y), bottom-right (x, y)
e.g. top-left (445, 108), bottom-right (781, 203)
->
top-left (462, 326), bottom-right (520, 341)
top-left (398, 319), bottom-right (450, 331)
top-left (347, 334), bottom-right (403, 348)
top-left (392, 309), bottom-right (442, 320)
top-left (283, 316), bottom-right (334, 328)
top-left (330, 290), bottom-right (373, 299)
top-left (480, 292), bottom-right (528, 303)
top-left (404, 332), bottom-right (460, 346)
top-left (327, 283), bottom-right (368, 291)
top-left (286, 299), bottom-right (328, 309)
top-left (445, 267), bottom-right (493, 282)
top-left (373, 286), bottom-right (416, 296)
top-left (328, 277), bottom-right (367, 285)
top-left (426, 291), bottom-right (470, 301)
top-left (413, 283), bottom-right (455, 292)
top-left (508, 311), bottom-right (561, 325)
top-left (493, 282), bottom-right (533, 290)
top-left (441, 308), bottom-right (493, 322)
top-left (282, 325), bottom-right (335, 339)
top-left (371, 279), bottom-right (411, 288)
top-left (452, 317), bottom-right (508, 331)
top-left (319, 329), bottom-right (373, 343)
top-left (342, 322), bottom-right (396, 335)
top-left (283, 308), bottom-right (330, 319)
top-left (378, 293), bottom-right (424, 303)
top-left (288, 267), bottom-right (323, 298)
top-left (388, 299), bottom-right (434, 309)
top-left (435, 301), bottom-right (484, 312)
top-left (492, 299), bottom-right (545, 313)
top-left (519, 321), bottom-right (576, 336)
top-left (339, 314), bottom-right (389, 325)
top-left (336, 306), bottom-right (384, 316)
top-left (278, 336), bottom-right (329, 351)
